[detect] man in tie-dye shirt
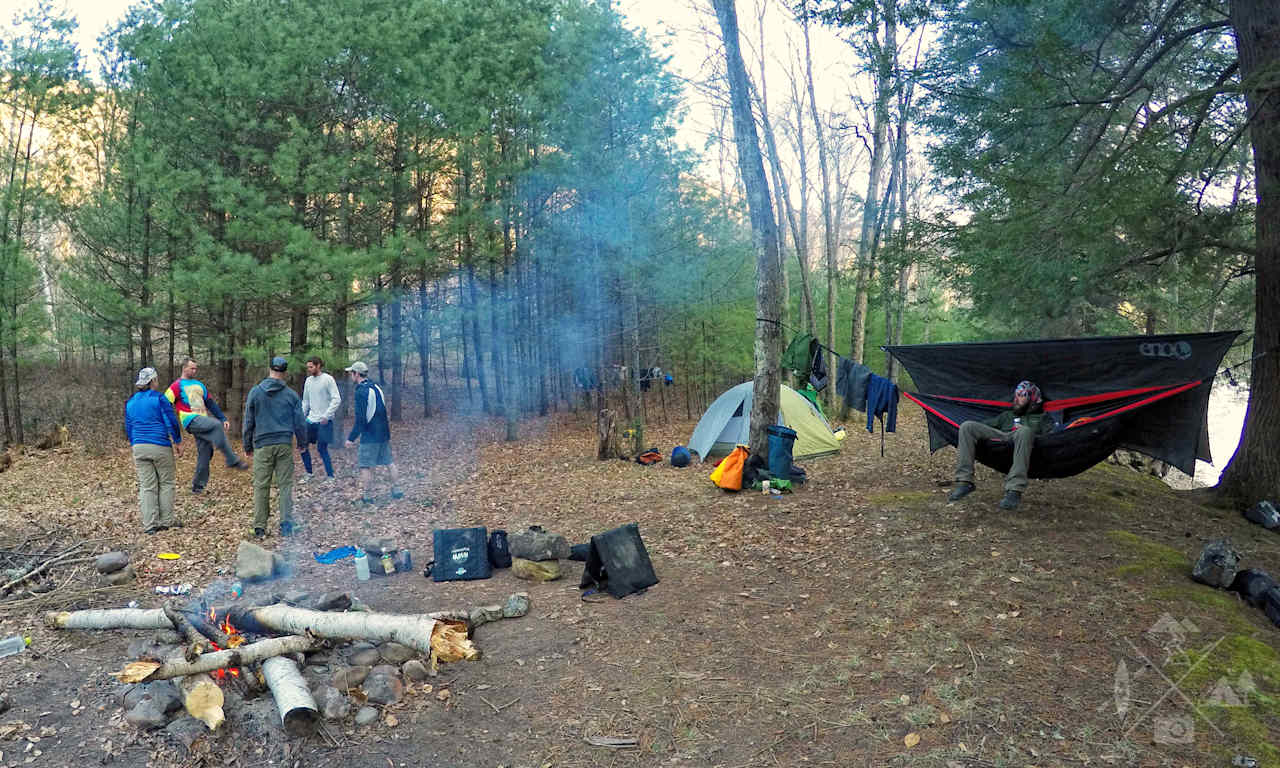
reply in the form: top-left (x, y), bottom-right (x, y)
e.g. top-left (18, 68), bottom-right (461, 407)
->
top-left (166, 358), bottom-right (248, 493)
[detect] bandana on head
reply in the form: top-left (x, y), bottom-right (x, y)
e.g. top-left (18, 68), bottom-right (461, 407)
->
top-left (1014, 380), bottom-right (1042, 405)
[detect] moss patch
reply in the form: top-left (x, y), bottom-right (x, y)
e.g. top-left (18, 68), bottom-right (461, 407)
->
top-left (866, 490), bottom-right (935, 508)
top-left (1106, 529), bottom-right (1189, 578)
top-left (1167, 634), bottom-right (1280, 764)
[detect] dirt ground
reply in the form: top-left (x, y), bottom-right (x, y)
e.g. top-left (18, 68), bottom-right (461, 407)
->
top-left (1, 394), bottom-right (1278, 768)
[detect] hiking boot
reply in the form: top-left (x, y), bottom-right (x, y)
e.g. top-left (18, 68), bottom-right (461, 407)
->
top-left (232, 460), bottom-right (250, 471)
top-left (280, 521), bottom-right (295, 537)
top-left (191, 487), bottom-right (204, 496)
top-left (999, 490), bottom-right (1022, 510)
top-left (390, 488), bottom-right (405, 500)
top-left (253, 527), bottom-right (267, 540)
top-left (947, 482), bottom-right (976, 502)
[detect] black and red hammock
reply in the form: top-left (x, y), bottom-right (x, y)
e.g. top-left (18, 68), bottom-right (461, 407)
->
top-left (884, 331), bottom-right (1240, 479)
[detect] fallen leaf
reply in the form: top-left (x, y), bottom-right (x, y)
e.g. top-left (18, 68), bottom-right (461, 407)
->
top-left (1009, 576), bottom-right (1023, 583)
top-left (899, 694), bottom-right (910, 706)
top-left (940, 712), bottom-right (952, 724)
top-left (904, 732), bottom-right (920, 747)
top-left (384, 714), bottom-right (398, 727)
top-left (436, 689), bottom-right (451, 702)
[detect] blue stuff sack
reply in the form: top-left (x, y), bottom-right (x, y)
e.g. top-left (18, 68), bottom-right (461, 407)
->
top-left (670, 445), bottom-right (691, 468)
top-left (766, 425), bottom-right (797, 480)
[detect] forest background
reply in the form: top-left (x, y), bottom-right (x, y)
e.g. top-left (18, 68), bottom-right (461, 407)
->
top-left (0, 0), bottom-right (1275, 502)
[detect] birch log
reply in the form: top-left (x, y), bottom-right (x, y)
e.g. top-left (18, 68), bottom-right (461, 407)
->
top-left (46, 608), bottom-right (172, 630)
top-left (178, 673), bottom-right (225, 730)
top-left (163, 602), bottom-right (211, 658)
top-left (262, 657), bottom-right (318, 737)
top-left (234, 604), bottom-right (445, 655)
top-left (112, 635), bottom-right (318, 683)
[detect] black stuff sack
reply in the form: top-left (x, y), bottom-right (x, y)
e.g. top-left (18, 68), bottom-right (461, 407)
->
top-left (579, 522), bottom-right (659, 599)
top-left (432, 527), bottom-right (491, 581)
top-left (1229, 568), bottom-right (1276, 608)
top-left (488, 529), bottom-right (512, 569)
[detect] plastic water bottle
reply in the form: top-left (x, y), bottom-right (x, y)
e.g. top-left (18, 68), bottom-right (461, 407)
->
top-left (354, 549), bottom-right (370, 581)
top-left (0, 635), bottom-right (28, 658)
top-left (230, 581), bottom-right (243, 599)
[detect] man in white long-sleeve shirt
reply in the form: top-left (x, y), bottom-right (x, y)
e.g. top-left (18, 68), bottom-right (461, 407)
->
top-left (300, 356), bottom-right (341, 482)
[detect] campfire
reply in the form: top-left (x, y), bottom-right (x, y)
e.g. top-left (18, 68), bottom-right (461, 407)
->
top-left (43, 589), bottom-right (528, 738)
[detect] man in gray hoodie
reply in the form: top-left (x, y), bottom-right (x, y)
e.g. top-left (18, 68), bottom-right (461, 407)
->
top-left (243, 357), bottom-right (308, 538)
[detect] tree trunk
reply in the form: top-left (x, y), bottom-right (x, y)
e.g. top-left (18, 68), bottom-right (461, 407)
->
top-left (852, 0), bottom-right (895, 365)
top-left (713, 0), bottom-right (783, 458)
top-left (1216, 0), bottom-right (1280, 505)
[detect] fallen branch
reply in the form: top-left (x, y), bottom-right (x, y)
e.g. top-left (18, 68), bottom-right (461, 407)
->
top-left (2, 547), bottom-right (83, 595)
top-left (46, 607), bottom-right (172, 630)
top-left (112, 635), bottom-right (318, 683)
top-left (262, 656), bottom-right (317, 737)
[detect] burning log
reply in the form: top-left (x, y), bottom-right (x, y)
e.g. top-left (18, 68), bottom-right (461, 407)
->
top-left (45, 607), bottom-right (172, 630)
top-left (261, 657), bottom-right (317, 737)
top-left (177, 673), bottom-right (225, 730)
top-left (163, 602), bottom-right (212, 659)
top-left (112, 634), bottom-right (318, 683)
top-left (231, 603), bottom-right (472, 658)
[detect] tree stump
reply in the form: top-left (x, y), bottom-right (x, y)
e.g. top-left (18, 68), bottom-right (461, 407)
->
top-left (597, 409), bottom-right (619, 460)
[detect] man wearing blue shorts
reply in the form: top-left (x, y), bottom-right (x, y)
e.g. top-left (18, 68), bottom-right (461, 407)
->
top-left (343, 361), bottom-right (403, 504)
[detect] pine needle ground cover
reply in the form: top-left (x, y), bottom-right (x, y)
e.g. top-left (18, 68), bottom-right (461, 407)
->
top-left (1, 402), bottom-right (1276, 767)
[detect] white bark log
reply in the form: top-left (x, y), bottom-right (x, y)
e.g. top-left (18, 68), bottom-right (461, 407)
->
top-left (112, 635), bottom-right (317, 683)
top-left (45, 608), bottom-right (172, 630)
top-left (178, 673), bottom-right (225, 731)
top-left (239, 604), bottom-right (442, 655)
top-left (262, 656), bottom-right (317, 737)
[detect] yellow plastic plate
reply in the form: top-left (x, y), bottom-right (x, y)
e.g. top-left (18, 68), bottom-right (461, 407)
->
top-left (156, 552), bottom-right (181, 560)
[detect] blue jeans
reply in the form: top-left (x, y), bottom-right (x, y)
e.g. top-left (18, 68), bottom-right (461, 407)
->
top-left (300, 421), bottom-right (334, 477)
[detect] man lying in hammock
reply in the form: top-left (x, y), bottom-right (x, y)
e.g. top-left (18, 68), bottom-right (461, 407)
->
top-left (947, 380), bottom-right (1055, 510)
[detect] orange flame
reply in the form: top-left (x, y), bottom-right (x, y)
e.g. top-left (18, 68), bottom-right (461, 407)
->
top-left (206, 607), bottom-right (245, 682)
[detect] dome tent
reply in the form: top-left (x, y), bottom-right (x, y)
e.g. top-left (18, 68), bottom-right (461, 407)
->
top-left (689, 382), bottom-right (841, 462)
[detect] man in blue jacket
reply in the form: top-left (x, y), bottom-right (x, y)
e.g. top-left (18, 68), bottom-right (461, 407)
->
top-left (343, 361), bottom-right (403, 504)
top-left (243, 357), bottom-right (307, 538)
top-left (125, 367), bottom-right (184, 533)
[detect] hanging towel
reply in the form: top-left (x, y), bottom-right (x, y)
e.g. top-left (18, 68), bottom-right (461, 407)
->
top-left (836, 359), bottom-right (872, 412)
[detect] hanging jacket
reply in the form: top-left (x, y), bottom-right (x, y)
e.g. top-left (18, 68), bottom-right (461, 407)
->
top-left (782, 333), bottom-right (815, 381)
top-left (865, 374), bottom-right (899, 433)
top-left (809, 344), bottom-right (829, 392)
top-left (836, 359), bottom-right (872, 412)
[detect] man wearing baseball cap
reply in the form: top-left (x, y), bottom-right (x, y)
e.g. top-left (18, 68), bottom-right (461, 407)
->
top-left (243, 356), bottom-right (307, 538)
top-left (125, 366), bottom-right (184, 533)
top-left (344, 361), bottom-right (403, 504)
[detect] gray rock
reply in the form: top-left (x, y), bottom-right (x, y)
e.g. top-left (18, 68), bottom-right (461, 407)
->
top-left (363, 666), bottom-right (404, 705)
top-left (503, 592), bottom-right (531, 618)
top-left (281, 590), bottom-right (311, 606)
top-left (236, 541), bottom-right (275, 581)
top-left (271, 551), bottom-right (289, 578)
top-left (1191, 538), bottom-right (1241, 589)
top-left (350, 647), bottom-right (381, 667)
top-left (94, 551), bottom-right (130, 574)
top-left (314, 685), bottom-right (350, 721)
top-left (312, 592), bottom-right (352, 612)
top-left (0, 694), bottom-right (10, 715)
top-left (508, 527), bottom-right (570, 561)
top-left (354, 706), bottom-right (379, 726)
top-left (164, 716), bottom-right (209, 750)
top-left (470, 605), bottom-right (504, 627)
top-left (332, 666), bottom-right (370, 690)
top-left (123, 681), bottom-right (182, 714)
top-left (378, 642), bottom-right (415, 665)
top-left (103, 566), bottom-right (136, 586)
top-left (402, 660), bottom-right (430, 682)
top-left (1244, 500), bottom-right (1280, 530)
top-left (126, 698), bottom-right (170, 729)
